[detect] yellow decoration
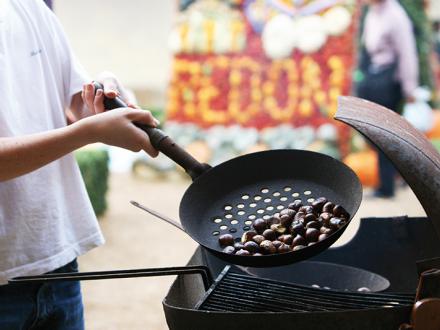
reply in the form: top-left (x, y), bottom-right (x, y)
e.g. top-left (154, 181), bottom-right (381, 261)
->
top-left (264, 97), bottom-right (277, 109)
top-left (214, 56), bottom-right (230, 69)
top-left (198, 88), bottom-right (212, 102)
top-left (190, 75), bottom-right (201, 86)
top-left (327, 101), bottom-right (338, 118)
top-left (328, 55), bottom-right (343, 70)
top-left (203, 19), bottom-right (215, 53)
top-left (299, 99), bottom-right (313, 117)
top-left (329, 87), bottom-right (341, 101)
top-left (189, 62), bottom-right (201, 75)
top-left (168, 55), bottom-right (349, 125)
top-left (231, 20), bottom-right (245, 52)
top-left (183, 102), bottom-right (196, 118)
top-left (330, 72), bottom-right (344, 86)
top-left (250, 75), bottom-right (261, 87)
top-left (300, 86), bottom-right (312, 99)
top-left (229, 89), bottom-right (240, 101)
top-left (229, 70), bottom-right (242, 85)
top-left (251, 89), bottom-right (262, 102)
top-left (288, 85), bottom-right (299, 97)
top-left (180, 24), bottom-right (190, 53)
top-left (166, 100), bottom-right (178, 116)
top-left (262, 81), bottom-right (275, 95)
top-left (314, 90), bottom-right (327, 105)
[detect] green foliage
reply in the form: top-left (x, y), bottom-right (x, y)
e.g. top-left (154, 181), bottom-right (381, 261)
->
top-left (399, 0), bottom-right (436, 92)
top-left (431, 139), bottom-right (440, 153)
top-left (75, 149), bottom-right (109, 217)
top-left (142, 106), bottom-right (166, 126)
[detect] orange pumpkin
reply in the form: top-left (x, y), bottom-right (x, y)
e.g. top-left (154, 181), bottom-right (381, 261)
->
top-left (343, 150), bottom-right (378, 188)
top-left (426, 110), bottom-right (440, 140)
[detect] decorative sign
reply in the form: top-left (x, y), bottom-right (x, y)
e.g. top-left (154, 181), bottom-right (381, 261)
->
top-left (166, 0), bottom-right (358, 156)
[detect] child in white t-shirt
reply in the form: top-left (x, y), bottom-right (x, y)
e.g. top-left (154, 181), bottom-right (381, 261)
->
top-left (0, 0), bottom-right (158, 328)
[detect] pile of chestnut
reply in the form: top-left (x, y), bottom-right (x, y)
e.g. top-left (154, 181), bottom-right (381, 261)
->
top-left (218, 197), bottom-right (349, 256)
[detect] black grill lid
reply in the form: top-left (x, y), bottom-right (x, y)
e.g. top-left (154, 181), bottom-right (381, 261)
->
top-left (336, 96), bottom-right (440, 237)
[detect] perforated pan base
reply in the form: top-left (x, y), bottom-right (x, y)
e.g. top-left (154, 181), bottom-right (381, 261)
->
top-left (179, 150), bottom-right (362, 267)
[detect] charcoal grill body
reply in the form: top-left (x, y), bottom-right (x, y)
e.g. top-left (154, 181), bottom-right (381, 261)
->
top-left (163, 217), bottom-right (440, 330)
top-left (163, 98), bottom-right (440, 329)
top-left (188, 217), bottom-right (440, 292)
top-left (163, 248), bottom-right (411, 330)
top-left (164, 304), bottom-right (410, 330)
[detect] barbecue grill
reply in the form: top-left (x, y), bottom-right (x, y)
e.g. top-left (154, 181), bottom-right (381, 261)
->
top-left (163, 216), bottom-right (440, 330)
top-left (11, 97), bottom-right (440, 329)
top-left (162, 97), bottom-right (440, 330)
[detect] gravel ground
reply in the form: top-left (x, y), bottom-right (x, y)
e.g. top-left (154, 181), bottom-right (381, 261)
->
top-left (79, 172), bottom-right (426, 330)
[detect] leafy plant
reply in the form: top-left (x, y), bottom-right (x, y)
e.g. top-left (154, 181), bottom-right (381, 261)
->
top-left (75, 149), bottom-right (109, 217)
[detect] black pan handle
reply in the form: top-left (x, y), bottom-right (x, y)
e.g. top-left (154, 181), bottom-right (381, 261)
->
top-left (92, 82), bottom-right (211, 180)
top-left (9, 266), bottom-right (212, 291)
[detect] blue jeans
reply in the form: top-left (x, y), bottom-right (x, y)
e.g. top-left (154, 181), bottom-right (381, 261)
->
top-left (0, 259), bottom-right (84, 330)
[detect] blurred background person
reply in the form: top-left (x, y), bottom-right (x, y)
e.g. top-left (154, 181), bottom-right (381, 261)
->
top-left (355, 0), bottom-right (419, 198)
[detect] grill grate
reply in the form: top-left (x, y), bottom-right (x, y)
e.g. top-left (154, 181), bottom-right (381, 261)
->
top-left (196, 267), bottom-right (414, 312)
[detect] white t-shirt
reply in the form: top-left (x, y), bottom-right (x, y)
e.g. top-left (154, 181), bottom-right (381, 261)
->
top-left (0, 0), bottom-right (104, 284)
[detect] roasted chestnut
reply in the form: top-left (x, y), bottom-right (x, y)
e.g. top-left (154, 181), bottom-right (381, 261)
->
top-left (265, 215), bottom-right (281, 227)
top-left (241, 230), bottom-right (257, 243)
top-left (278, 234), bottom-right (293, 245)
top-left (243, 241), bottom-right (260, 253)
top-left (234, 242), bottom-right (245, 250)
top-left (218, 234), bottom-right (234, 247)
top-left (262, 229), bottom-right (277, 241)
top-left (306, 220), bottom-right (320, 229)
top-left (318, 233), bottom-right (329, 241)
top-left (270, 223), bottom-right (287, 235)
top-left (277, 243), bottom-right (291, 254)
top-left (293, 245), bottom-right (306, 251)
top-left (280, 214), bottom-right (294, 228)
top-left (329, 217), bottom-right (345, 229)
top-left (279, 208), bottom-right (295, 218)
top-left (290, 222), bottom-right (305, 236)
top-left (253, 219), bottom-right (267, 233)
top-left (305, 228), bottom-right (320, 242)
top-left (272, 240), bottom-right (283, 250)
top-left (294, 212), bottom-right (306, 222)
top-left (236, 249), bottom-right (251, 256)
top-left (292, 234), bottom-right (307, 247)
top-left (318, 212), bottom-right (332, 226)
top-left (311, 197), bottom-right (327, 212)
top-left (223, 246), bottom-right (235, 254)
top-left (260, 240), bottom-right (276, 254)
top-left (323, 202), bottom-right (335, 213)
top-left (320, 226), bottom-right (334, 235)
top-left (304, 213), bottom-right (317, 224)
top-left (333, 205), bottom-right (349, 218)
top-left (299, 205), bottom-right (314, 214)
top-left (288, 200), bottom-right (303, 211)
top-left (252, 234), bottom-right (266, 245)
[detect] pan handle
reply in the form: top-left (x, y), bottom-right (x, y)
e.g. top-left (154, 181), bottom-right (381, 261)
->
top-left (9, 266), bottom-right (212, 291)
top-left (130, 200), bottom-right (185, 232)
top-left (92, 82), bottom-right (211, 180)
